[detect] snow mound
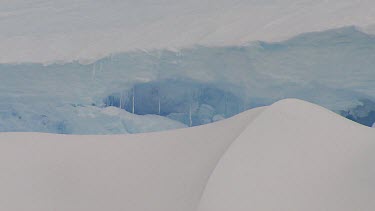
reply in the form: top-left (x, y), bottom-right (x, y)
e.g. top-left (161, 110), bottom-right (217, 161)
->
top-left (198, 99), bottom-right (375, 211)
top-left (0, 99), bottom-right (374, 211)
top-left (0, 107), bottom-right (266, 211)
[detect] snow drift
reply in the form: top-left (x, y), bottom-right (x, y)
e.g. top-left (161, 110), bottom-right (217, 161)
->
top-left (0, 99), bottom-right (374, 211)
top-left (198, 99), bottom-right (375, 211)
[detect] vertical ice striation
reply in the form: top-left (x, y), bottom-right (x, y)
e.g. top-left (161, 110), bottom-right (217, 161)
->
top-left (0, 27), bottom-right (375, 134)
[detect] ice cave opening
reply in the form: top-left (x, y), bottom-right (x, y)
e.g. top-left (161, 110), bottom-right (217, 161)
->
top-left (103, 79), bottom-right (247, 126)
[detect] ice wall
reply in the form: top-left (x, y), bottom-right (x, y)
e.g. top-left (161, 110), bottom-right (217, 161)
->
top-left (104, 79), bottom-right (246, 126)
top-left (0, 27), bottom-right (375, 134)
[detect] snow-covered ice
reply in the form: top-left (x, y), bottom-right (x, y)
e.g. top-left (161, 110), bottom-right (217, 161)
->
top-left (0, 99), bottom-right (374, 211)
top-left (199, 99), bottom-right (375, 211)
top-left (1, 27), bottom-right (375, 134)
top-left (0, 104), bottom-right (265, 211)
top-left (2, 1), bottom-right (375, 133)
top-left (1, 1), bottom-right (374, 209)
top-left (1, 0), bottom-right (375, 63)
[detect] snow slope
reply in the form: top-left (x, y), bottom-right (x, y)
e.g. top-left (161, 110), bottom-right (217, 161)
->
top-left (0, 99), bottom-right (374, 211)
top-left (0, 106), bottom-right (265, 211)
top-left (1, 0), bottom-right (375, 63)
top-left (199, 99), bottom-right (375, 211)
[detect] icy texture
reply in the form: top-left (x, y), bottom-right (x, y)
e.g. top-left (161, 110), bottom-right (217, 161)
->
top-left (0, 103), bottom-right (186, 134)
top-left (340, 99), bottom-right (375, 127)
top-left (0, 27), bottom-right (375, 134)
top-left (103, 79), bottom-right (245, 126)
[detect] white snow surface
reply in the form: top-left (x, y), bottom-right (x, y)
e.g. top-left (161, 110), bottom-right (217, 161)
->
top-left (1, 0), bottom-right (375, 63)
top-left (0, 99), bottom-right (374, 211)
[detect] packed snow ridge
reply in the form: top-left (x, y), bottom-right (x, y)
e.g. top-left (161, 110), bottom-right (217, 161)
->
top-left (1, 0), bottom-right (375, 63)
top-left (0, 99), bottom-right (374, 211)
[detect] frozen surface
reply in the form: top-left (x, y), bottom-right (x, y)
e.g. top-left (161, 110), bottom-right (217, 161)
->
top-left (1, 27), bottom-right (375, 134)
top-left (339, 99), bottom-right (375, 127)
top-left (198, 99), bottom-right (375, 211)
top-left (0, 99), bottom-right (374, 211)
top-left (0, 106), bottom-right (265, 211)
top-left (0, 103), bottom-right (186, 134)
top-left (1, 0), bottom-right (375, 63)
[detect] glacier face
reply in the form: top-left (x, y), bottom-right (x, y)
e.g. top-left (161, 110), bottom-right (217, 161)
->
top-left (103, 79), bottom-right (246, 126)
top-left (0, 27), bottom-right (375, 134)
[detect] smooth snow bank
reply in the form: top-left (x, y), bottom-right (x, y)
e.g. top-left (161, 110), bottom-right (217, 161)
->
top-left (1, 0), bottom-right (375, 63)
top-left (0, 99), bottom-right (374, 211)
top-left (198, 99), bottom-right (375, 211)
top-left (0, 107), bottom-right (265, 211)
